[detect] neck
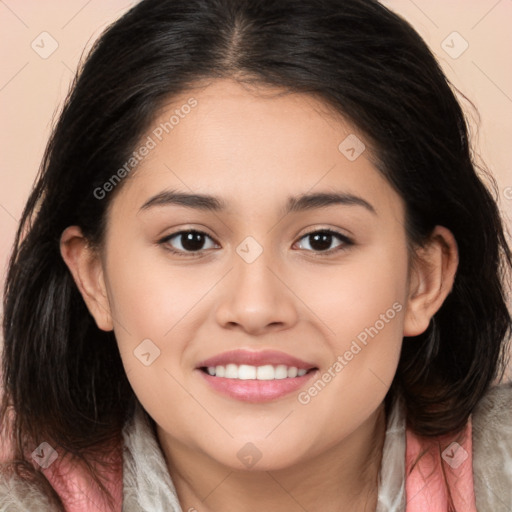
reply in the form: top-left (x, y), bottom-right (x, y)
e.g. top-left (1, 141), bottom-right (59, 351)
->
top-left (157, 403), bottom-right (387, 512)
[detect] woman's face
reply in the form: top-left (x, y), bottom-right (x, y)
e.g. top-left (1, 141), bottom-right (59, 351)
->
top-left (79, 78), bottom-right (417, 470)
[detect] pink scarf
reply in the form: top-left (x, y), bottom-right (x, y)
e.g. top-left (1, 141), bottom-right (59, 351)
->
top-left (42, 441), bottom-right (123, 511)
top-left (405, 417), bottom-right (477, 511)
top-left (39, 418), bottom-right (477, 511)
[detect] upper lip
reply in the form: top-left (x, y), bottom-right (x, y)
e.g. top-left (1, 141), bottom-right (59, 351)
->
top-left (196, 349), bottom-right (317, 370)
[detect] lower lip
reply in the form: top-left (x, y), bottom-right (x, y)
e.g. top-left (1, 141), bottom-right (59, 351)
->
top-left (197, 369), bottom-right (318, 402)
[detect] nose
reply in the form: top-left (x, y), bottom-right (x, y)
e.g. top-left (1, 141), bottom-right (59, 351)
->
top-left (214, 245), bottom-right (300, 336)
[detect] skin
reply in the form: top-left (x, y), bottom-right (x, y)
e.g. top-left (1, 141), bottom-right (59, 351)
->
top-left (60, 78), bottom-right (458, 512)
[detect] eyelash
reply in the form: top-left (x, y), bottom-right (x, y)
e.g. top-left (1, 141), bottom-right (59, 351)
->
top-left (158, 228), bottom-right (354, 258)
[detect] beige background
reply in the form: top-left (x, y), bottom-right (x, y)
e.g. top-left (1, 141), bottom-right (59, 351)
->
top-left (1, 1), bottom-right (511, 376)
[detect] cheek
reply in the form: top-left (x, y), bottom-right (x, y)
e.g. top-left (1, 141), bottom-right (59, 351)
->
top-left (104, 237), bottom-right (209, 340)
top-left (101, 240), bottom-right (197, 384)
top-left (311, 240), bottom-right (409, 349)
top-left (298, 240), bottom-right (408, 413)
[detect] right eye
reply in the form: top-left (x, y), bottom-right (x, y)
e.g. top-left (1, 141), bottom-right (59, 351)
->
top-left (158, 230), bottom-right (219, 256)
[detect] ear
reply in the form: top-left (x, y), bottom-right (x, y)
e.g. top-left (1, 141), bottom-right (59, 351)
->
top-left (59, 226), bottom-right (113, 331)
top-left (403, 225), bottom-right (459, 337)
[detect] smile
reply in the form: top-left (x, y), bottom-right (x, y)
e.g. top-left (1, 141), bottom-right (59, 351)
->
top-left (195, 349), bottom-right (319, 402)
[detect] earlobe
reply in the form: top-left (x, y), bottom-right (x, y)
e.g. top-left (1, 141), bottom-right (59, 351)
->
top-left (59, 226), bottom-right (114, 331)
top-left (403, 226), bottom-right (458, 337)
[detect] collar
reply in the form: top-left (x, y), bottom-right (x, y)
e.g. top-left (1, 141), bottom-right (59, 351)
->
top-left (121, 398), bottom-right (407, 512)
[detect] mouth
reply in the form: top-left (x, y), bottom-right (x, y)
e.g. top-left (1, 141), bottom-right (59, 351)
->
top-left (196, 350), bottom-right (319, 402)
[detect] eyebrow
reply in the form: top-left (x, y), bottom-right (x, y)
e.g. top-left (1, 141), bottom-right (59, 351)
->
top-left (139, 189), bottom-right (376, 216)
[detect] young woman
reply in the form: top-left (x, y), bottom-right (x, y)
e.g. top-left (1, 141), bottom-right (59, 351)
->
top-left (1, 0), bottom-right (511, 510)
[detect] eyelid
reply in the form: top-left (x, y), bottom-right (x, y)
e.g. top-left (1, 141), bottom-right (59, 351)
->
top-left (297, 225), bottom-right (354, 242)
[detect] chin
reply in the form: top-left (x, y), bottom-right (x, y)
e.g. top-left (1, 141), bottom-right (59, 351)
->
top-left (207, 440), bottom-right (308, 472)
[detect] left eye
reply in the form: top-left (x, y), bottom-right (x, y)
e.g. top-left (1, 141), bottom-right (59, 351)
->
top-left (295, 229), bottom-right (353, 253)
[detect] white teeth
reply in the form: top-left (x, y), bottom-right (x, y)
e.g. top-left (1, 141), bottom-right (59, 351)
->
top-left (256, 365), bottom-right (275, 380)
top-left (274, 365), bottom-right (288, 379)
top-left (287, 367), bottom-right (298, 378)
top-left (204, 364), bottom-right (311, 380)
top-left (238, 364), bottom-right (256, 380)
top-left (225, 364), bottom-right (238, 379)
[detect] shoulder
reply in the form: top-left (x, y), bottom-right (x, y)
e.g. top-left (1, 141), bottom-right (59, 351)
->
top-left (472, 383), bottom-right (512, 511)
top-left (0, 468), bottom-right (56, 512)
top-left (473, 382), bottom-right (512, 419)
top-left (472, 382), bottom-right (512, 440)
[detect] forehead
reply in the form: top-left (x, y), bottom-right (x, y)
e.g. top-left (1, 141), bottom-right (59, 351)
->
top-left (110, 78), bottom-right (402, 220)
